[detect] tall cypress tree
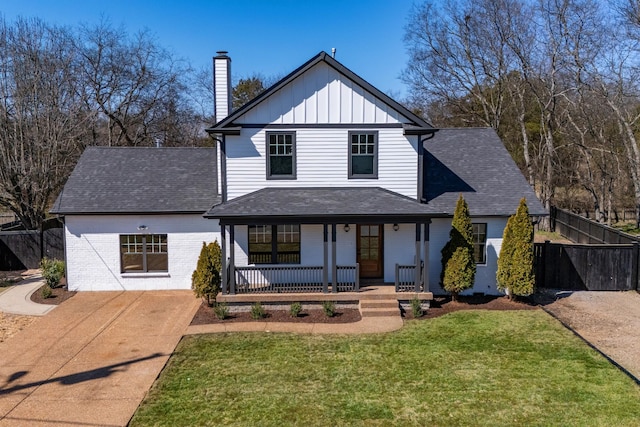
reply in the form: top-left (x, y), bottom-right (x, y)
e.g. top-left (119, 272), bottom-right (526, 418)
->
top-left (441, 194), bottom-right (476, 301)
top-left (192, 241), bottom-right (222, 306)
top-left (497, 198), bottom-right (535, 298)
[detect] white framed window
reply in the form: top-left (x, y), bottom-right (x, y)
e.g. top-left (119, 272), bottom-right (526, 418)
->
top-left (120, 234), bottom-right (168, 273)
top-left (349, 131), bottom-right (378, 178)
top-left (472, 223), bottom-right (487, 264)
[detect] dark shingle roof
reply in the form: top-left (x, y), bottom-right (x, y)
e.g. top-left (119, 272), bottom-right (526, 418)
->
top-left (205, 187), bottom-right (435, 224)
top-left (423, 128), bottom-right (547, 216)
top-left (50, 147), bottom-right (220, 214)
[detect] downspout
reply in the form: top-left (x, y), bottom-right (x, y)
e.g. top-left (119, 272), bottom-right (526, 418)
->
top-left (419, 131), bottom-right (437, 203)
top-left (208, 134), bottom-right (227, 203)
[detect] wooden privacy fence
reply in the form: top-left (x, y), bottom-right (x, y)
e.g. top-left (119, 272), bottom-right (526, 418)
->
top-left (551, 206), bottom-right (639, 244)
top-left (0, 218), bottom-right (64, 270)
top-left (534, 241), bottom-right (640, 291)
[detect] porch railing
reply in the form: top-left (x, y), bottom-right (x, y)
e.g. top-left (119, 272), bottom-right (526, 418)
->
top-left (336, 264), bottom-right (359, 292)
top-left (233, 264), bottom-right (360, 294)
top-left (395, 263), bottom-right (424, 292)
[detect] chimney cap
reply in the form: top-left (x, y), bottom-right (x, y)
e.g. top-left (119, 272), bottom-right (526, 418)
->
top-left (215, 50), bottom-right (229, 58)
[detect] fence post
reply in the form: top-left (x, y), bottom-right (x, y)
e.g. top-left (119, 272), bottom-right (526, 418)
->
top-left (543, 240), bottom-right (551, 289)
top-left (633, 242), bottom-right (640, 292)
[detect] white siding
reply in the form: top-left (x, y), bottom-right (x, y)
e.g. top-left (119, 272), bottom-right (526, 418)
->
top-left (428, 217), bottom-right (507, 296)
top-left (64, 215), bottom-right (219, 291)
top-left (384, 223), bottom-right (419, 283)
top-left (226, 127), bottom-right (419, 199)
top-left (235, 63), bottom-right (407, 125)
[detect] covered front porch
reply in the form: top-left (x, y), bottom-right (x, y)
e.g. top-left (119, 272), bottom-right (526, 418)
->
top-left (205, 187), bottom-right (437, 296)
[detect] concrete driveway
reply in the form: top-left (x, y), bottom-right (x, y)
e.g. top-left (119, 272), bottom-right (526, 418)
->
top-left (0, 290), bottom-right (200, 426)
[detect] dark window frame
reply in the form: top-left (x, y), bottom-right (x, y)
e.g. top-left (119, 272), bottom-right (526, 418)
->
top-left (266, 131), bottom-right (296, 180)
top-left (348, 131), bottom-right (379, 179)
top-left (472, 223), bottom-right (487, 265)
top-left (120, 234), bottom-right (168, 273)
top-left (248, 224), bottom-right (301, 264)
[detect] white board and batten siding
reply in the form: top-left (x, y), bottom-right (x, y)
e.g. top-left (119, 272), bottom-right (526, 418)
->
top-left (64, 214), bottom-right (220, 291)
top-left (225, 61), bottom-right (420, 200)
top-left (235, 63), bottom-right (406, 125)
top-left (428, 217), bottom-right (507, 296)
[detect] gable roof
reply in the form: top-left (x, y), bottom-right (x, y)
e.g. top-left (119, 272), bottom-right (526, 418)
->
top-left (423, 128), bottom-right (547, 216)
top-left (205, 187), bottom-right (436, 225)
top-left (50, 147), bottom-right (220, 215)
top-left (207, 51), bottom-right (434, 132)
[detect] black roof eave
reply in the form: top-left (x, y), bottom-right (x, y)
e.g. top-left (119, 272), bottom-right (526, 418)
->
top-left (206, 52), bottom-right (434, 132)
top-left (50, 210), bottom-right (212, 216)
top-left (206, 213), bottom-right (437, 226)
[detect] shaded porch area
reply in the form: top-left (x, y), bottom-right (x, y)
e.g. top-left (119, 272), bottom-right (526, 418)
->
top-left (205, 187), bottom-right (437, 295)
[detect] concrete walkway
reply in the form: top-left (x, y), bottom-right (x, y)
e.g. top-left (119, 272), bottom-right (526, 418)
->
top-left (0, 290), bottom-right (200, 426)
top-left (0, 273), bottom-right (56, 316)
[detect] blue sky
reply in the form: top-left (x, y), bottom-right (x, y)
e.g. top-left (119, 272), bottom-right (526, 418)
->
top-left (1, 0), bottom-right (417, 99)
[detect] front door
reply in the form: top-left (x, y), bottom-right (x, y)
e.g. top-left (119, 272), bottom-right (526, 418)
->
top-left (357, 224), bottom-right (383, 278)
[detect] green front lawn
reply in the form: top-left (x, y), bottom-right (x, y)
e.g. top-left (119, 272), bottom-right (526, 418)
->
top-left (131, 311), bottom-right (640, 426)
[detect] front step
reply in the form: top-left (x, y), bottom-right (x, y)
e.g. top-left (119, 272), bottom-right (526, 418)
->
top-left (359, 299), bottom-right (400, 318)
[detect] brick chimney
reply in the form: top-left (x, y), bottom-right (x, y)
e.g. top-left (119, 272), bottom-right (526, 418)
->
top-left (214, 51), bottom-right (231, 122)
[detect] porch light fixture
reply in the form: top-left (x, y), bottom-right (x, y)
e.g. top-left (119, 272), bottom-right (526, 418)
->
top-left (344, 224), bottom-right (350, 232)
top-left (393, 223), bottom-right (399, 231)
top-left (137, 225), bottom-right (148, 231)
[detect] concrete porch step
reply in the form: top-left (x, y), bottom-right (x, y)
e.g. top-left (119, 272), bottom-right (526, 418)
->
top-left (359, 299), bottom-right (400, 318)
top-left (360, 299), bottom-right (399, 309)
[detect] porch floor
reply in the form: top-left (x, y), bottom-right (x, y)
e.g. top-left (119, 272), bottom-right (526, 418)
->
top-left (217, 285), bottom-right (433, 304)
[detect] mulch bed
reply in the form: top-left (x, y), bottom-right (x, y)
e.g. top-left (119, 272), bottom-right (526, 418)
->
top-left (191, 303), bottom-right (362, 325)
top-left (30, 283), bottom-right (76, 305)
top-left (406, 294), bottom-right (538, 320)
top-left (192, 295), bottom-right (537, 325)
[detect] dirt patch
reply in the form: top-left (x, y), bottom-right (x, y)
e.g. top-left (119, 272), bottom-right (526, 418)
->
top-left (30, 284), bottom-right (76, 305)
top-left (0, 312), bottom-right (37, 343)
top-left (191, 302), bottom-right (361, 325)
top-left (541, 291), bottom-right (640, 380)
top-left (0, 270), bottom-right (25, 287)
top-left (405, 294), bottom-right (538, 320)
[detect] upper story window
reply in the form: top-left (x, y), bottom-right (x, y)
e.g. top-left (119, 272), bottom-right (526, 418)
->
top-left (120, 234), bottom-right (168, 273)
top-left (349, 131), bottom-right (378, 179)
top-left (472, 223), bottom-right (487, 264)
top-left (267, 132), bottom-right (296, 179)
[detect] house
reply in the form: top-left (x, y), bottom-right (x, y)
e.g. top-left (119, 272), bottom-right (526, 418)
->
top-left (51, 51), bottom-right (546, 294)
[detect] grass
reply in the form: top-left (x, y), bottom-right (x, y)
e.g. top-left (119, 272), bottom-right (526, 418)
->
top-left (130, 311), bottom-right (640, 426)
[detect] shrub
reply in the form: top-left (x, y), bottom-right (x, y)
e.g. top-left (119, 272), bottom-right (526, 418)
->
top-left (322, 301), bottom-right (336, 317)
top-left (214, 302), bottom-right (229, 320)
top-left (497, 198), bottom-right (535, 298)
top-left (440, 195), bottom-right (476, 301)
top-left (40, 258), bottom-right (65, 288)
top-left (290, 302), bottom-right (302, 317)
top-left (250, 302), bottom-right (265, 319)
top-left (411, 296), bottom-right (423, 318)
top-left (192, 241), bottom-right (222, 307)
top-left (41, 284), bottom-right (52, 299)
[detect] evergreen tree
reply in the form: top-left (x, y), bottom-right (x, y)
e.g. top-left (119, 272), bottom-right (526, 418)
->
top-left (497, 198), bottom-right (535, 298)
top-left (441, 195), bottom-right (476, 300)
top-left (191, 240), bottom-right (222, 306)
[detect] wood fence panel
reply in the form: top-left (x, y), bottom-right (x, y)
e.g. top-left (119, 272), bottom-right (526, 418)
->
top-left (535, 242), bottom-right (639, 291)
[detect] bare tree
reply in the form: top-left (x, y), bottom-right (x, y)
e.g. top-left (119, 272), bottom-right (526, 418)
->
top-left (0, 18), bottom-right (90, 229)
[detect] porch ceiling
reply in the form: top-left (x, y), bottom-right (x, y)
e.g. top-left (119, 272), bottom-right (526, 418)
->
top-left (204, 187), bottom-right (439, 225)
